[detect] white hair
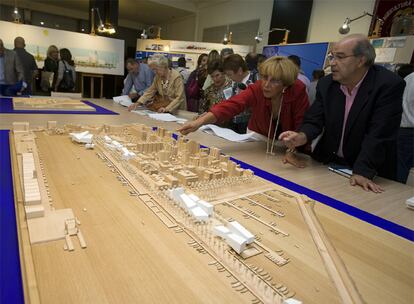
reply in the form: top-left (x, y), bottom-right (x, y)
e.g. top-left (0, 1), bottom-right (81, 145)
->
top-left (148, 54), bottom-right (169, 68)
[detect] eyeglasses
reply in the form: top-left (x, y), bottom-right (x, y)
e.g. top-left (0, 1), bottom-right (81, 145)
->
top-left (261, 75), bottom-right (282, 86)
top-left (327, 52), bottom-right (357, 62)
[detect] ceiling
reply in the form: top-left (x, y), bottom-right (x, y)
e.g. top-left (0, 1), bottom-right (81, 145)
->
top-left (6, 0), bottom-right (226, 26)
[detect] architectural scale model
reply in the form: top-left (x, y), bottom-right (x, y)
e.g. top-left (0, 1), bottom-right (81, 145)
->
top-left (11, 121), bottom-right (371, 304)
top-left (12, 97), bottom-right (96, 111)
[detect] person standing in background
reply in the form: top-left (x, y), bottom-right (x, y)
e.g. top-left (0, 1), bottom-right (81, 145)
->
top-left (42, 45), bottom-right (59, 91)
top-left (288, 55), bottom-right (311, 93)
top-left (0, 38), bottom-right (25, 96)
top-left (55, 48), bottom-right (76, 92)
top-left (175, 57), bottom-right (190, 85)
top-left (308, 69), bottom-right (325, 105)
top-left (13, 37), bottom-right (38, 95)
top-left (396, 64), bottom-right (414, 184)
top-left (185, 53), bottom-right (208, 112)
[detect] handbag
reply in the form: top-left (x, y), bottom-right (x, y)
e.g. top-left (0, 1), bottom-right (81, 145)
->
top-left (146, 94), bottom-right (171, 112)
top-left (57, 61), bottom-right (75, 92)
top-left (40, 71), bottom-right (54, 92)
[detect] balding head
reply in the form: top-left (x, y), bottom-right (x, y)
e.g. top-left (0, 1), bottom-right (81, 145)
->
top-left (14, 36), bottom-right (25, 49)
top-left (336, 34), bottom-right (376, 67)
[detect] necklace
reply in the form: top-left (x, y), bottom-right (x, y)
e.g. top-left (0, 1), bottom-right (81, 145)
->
top-left (161, 79), bottom-right (169, 90)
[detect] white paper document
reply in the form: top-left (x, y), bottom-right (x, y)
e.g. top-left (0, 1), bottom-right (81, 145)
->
top-left (200, 124), bottom-right (259, 142)
top-left (148, 113), bottom-right (188, 123)
top-left (113, 95), bottom-right (132, 107)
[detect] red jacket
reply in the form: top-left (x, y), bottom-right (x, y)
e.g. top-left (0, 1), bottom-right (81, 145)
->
top-left (210, 79), bottom-right (309, 138)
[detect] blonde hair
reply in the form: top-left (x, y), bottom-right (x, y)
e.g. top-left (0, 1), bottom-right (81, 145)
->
top-left (148, 54), bottom-right (169, 68)
top-left (47, 45), bottom-right (58, 58)
top-left (259, 56), bottom-right (299, 86)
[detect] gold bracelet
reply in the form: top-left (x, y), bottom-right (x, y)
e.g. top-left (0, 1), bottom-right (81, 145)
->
top-left (286, 148), bottom-right (296, 154)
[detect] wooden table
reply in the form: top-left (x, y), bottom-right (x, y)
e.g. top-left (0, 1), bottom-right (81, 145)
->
top-left (1, 99), bottom-right (413, 304)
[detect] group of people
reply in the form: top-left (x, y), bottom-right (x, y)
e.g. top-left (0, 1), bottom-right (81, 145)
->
top-left (42, 45), bottom-right (76, 93)
top-left (0, 36), bottom-right (76, 96)
top-left (123, 34), bottom-right (413, 191)
top-left (176, 34), bottom-right (412, 192)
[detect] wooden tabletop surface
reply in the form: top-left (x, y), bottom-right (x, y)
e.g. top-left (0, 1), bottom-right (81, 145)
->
top-left (3, 98), bottom-right (413, 304)
top-left (2, 99), bottom-right (412, 229)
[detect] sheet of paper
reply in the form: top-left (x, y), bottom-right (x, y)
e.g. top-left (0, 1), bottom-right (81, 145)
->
top-left (113, 95), bottom-right (132, 107)
top-left (148, 113), bottom-right (185, 122)
top-left (132, 109), bottom-right (154, 115)
top-left (200, 124), bottom-right (259, 142)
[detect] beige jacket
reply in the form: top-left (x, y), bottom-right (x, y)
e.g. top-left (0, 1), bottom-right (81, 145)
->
top-left (138, 69), bottom-right (186, 113)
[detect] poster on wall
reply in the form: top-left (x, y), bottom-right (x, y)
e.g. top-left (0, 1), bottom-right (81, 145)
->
top-left (0, 20), bottom-right (124, 75)
top-left (369, 0), bottom-right (414, 37)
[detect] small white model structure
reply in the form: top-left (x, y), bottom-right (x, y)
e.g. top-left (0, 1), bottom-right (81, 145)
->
top-left (168, 188), bottom-right (213, 222)
top-left (228, 221), bottom-right (255, 244)
top-left (104, 135), bottom-right (112, 143)
top-left (283, 298), bottom-right (302, 304)
top-left (121, 147), bottom-right (136, 160)
top-left (13, 122), bottom-right (30, 133)
top-left (22, 153), bottom-right (44, 219)
top-left (213, 221), bottom-right (255, 254)
top-left (47, 121), bottom-right (57, 130)
top-left (69, 131), bottom-right (93, 144)
top-left (406, 196), bottom-right (414, 210)
top-left (64, 217), bottom-right (87, 251)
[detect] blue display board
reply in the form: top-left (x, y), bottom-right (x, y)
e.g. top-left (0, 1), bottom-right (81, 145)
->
top-left (263, 42), bottom-right (330, 80)
top-left (136, 51), bottom-right (186, 68)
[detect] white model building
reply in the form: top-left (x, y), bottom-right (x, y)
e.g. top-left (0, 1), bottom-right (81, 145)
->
top-left (167, 188), bottom-right (213, 222)
top-left (212, 221), bottom-right (255, 254)
top-left (104, 135), bottom-right (112, 143)
top-left (213, 225), bottom-right (231, 239)
top-left (121, 147), bottom-right (136, 160)
top-left (69, 131), bottom-right (93, 144)
top-left (225, 233), bottom-right (247, 254)
top-left (21, 153), bottom-right (44, 219)
top-left (228, 221), bottom-right (255, 244)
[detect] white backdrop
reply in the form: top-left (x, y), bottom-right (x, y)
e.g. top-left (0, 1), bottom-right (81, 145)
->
top-left (0, 21), bottom-right (124, 75)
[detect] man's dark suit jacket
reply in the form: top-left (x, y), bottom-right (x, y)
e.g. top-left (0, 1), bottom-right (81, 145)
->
top-left (299, 65), bottom-right (405, 180)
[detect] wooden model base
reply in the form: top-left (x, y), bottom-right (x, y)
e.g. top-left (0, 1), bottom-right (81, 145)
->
top-left (10, 122), bottom-right (414, 304)
top-left (12, 97), bottom-right (96, 111)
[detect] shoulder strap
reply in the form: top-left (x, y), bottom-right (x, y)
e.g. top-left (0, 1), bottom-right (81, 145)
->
top-left (61, 60), bottom-right (68, 70)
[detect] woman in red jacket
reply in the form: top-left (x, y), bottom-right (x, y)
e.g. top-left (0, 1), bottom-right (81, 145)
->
top-left (178, 56), bottom-right (309, 166)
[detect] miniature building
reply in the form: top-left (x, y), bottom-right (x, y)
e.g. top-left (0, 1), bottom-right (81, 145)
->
top-left (69, 131), bottom-right (93, 144)
top-left (13, 122), bottom-right (30, 133)
top-left (47, 121), bottom-right (57, 129)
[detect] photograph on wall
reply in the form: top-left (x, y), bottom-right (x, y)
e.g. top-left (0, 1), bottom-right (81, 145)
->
top-left (369, 0), bottom-right (414, 37)
top-left (0, 21), bottom-right (124, 75)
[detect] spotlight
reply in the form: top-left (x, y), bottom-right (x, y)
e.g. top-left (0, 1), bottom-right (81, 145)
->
top-left (140, 29), bottom-right (148, 39)
top-left (222, 33), bottom-right (228, 45)
top-left (339, 18), bottom-right (351, 35)
top-left (12, 7), bottom-right (21, 22)
top-left (255, 32), bottom-right (263, 43)
top-left (338, 12), bottom-right (383, 35)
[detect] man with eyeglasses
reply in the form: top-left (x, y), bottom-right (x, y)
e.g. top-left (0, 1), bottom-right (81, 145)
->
top-left (279, 34), bottom-right (405, 193)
